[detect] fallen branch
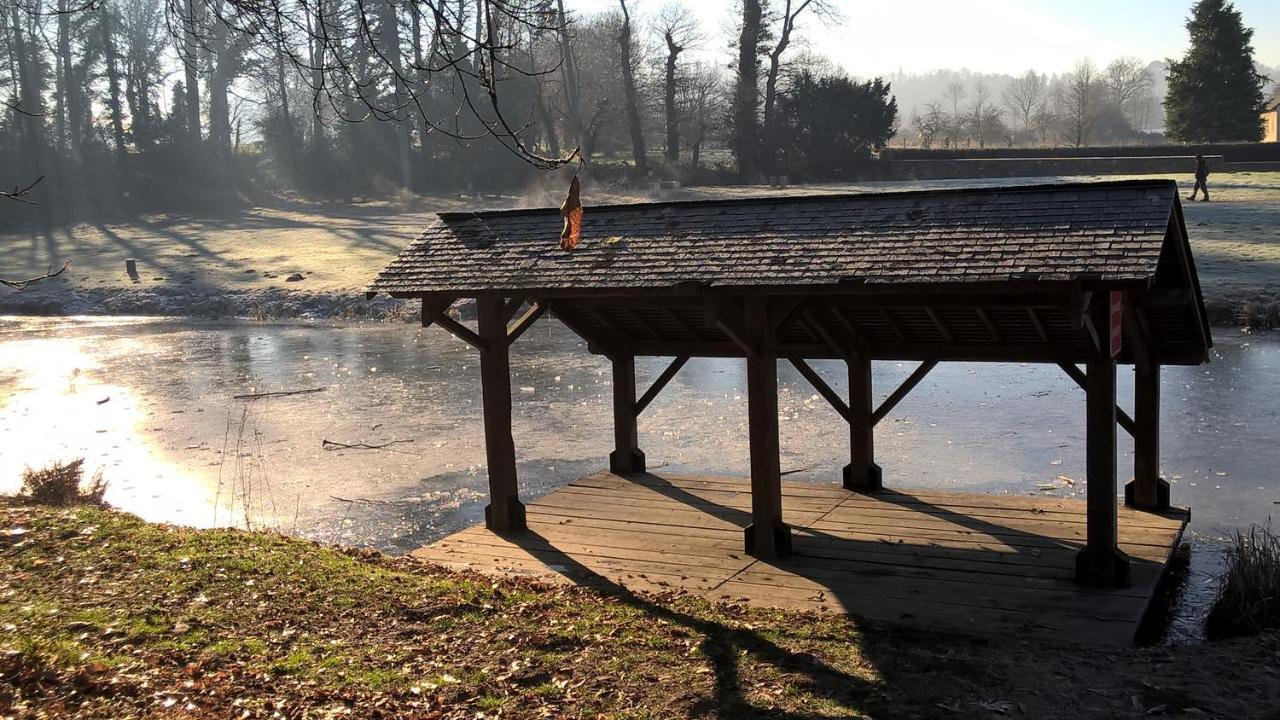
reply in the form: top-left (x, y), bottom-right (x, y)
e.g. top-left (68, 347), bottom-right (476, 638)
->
top-left (232, 387), bottom-right (327, 400)
top-left (1, 176), bottom-right (44, 204)
top-left (322, 439), bottom-right (415, 451)
top-left (2, 262), bottom-right (69, 291)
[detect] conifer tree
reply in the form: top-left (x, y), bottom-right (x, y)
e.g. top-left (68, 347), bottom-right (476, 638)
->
top-left (1164, 0), bottom-right (1267, 142)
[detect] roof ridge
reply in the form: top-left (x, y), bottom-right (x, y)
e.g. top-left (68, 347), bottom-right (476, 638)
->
top-left (435, 178), bottom-right (1178, 220)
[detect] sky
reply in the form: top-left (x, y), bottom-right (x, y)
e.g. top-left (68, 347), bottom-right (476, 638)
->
top-left (567, 0), bottom-right (1280, 77)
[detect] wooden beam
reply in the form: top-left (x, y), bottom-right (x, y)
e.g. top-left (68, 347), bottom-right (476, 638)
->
top-left (663, 307), bottom-right (701, 340)
top-left (1026, 307), bottom-right (1049, 342)
top-left (787, 357), bottom-right (852, 423)
top-left (1075, 350), bottom-right (1130, 588)
top-left (743, 296), bottom-right (791, 557)
top-left (801, 308), bottom-right (853, 362)
top-left (477, 296), bottom-right (525, 532)
top-left (635, 356), bottom-right (690, 416)
top-left (506, 301), bottom-right (546, 346)
top-left (707, 299), bottom-right (755, 356)
top-left (609, 354), bottom-right (646, 474)
top-left (975, 307), bottom-right (1001, 342)
top-left (550, 303), bottom-right (627, 357)
top-left (1126, 362), bottom-right (1170, 511)
top-left (844, 349), bottom-right (882, 492)
top-left (878, 308), bottom-right (907, 341)
top-left (1057, 363), bottom-right (1137, 437)
top-left (503, 296), bottom-right (527, 324)
top-left (771, 297), bottom-right (805, 334)
top-left (435, 314), bottom-right (488, 352)
top-left (1122, 299), bottom-right (1152, 374)
top-left (872, 360), bottom-right (939, 426)
top-left (621, 306), bottom-right (661, 340)
top-left (924, 308), bottom-right (954, 342)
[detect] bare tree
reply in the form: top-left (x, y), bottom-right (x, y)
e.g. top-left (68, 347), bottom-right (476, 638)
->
top-left (912, 102), bottom-right (948, 149)
top-left (655, 3), bottom-right (695, 164)
top-left (966, 80), bottom-right (1003, 148)
top-left (1059, 58), bottom-right (1103, 147)
top-left (732, 0), bottom-right (765, 178)
top-left (1002, 69), bottom-right (1048, 136)
top-left (1103, 56), bottom-right (1153, 130)
top-left (617, 0), bottom-right (646, 175)
top-left (761, 0), bottom-right (837, 135)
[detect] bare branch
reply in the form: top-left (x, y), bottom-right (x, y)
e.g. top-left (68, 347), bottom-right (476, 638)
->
top-left (2, 262), bottom-right (70, 291)
top-left (1, 176), bottom-right (44, 205)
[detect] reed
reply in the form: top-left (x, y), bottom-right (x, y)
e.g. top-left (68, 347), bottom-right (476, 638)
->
top-left (1205, 522), bottom-right (1280, 639)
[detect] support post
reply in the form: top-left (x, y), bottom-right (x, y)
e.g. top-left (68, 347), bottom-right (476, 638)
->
top-left (843, 350), bottom-right (883, 492)
top-left (1126, 362), bottom-right (1170, 510)
top-left (477, 296), bottom-right (526, 532)
top-left (744, 297), bottom-right (792, 557)
top-left (609, 354), bottom-right (646, 474)
top-left (1075, 351), bottom-right (1131, 588)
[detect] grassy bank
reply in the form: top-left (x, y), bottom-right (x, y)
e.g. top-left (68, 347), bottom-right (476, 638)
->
top-left (3, 502), bottom-right (1278, 718)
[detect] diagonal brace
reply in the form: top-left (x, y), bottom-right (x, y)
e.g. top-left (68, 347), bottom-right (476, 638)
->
top-left (635, 356), bottom-right (690, 415)
top-left (422, 296), bottom-right (487, 351)
top-left (872, 360), bottom-right (938, 426)
top-left (788, 357), bottom-right (852, 423)
top-left (506, 301), bottom-right (546, 346)
top-left (1057, 363), bottom-right (1136, 436)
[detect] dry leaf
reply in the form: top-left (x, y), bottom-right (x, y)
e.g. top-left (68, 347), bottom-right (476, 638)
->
top-left (560, 175), bottom-right (583, 251)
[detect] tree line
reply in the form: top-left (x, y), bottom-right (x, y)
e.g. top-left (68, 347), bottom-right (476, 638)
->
top-left (2, 0), bottom-right (900, 224)
top-left (908, 58), bottom-right (1159, 149)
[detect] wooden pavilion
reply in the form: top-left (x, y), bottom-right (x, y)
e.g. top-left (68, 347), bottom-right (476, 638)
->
top-left (368, 179), bottom-right (1210, 598)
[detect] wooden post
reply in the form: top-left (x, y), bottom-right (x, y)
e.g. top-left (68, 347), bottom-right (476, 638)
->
top-left (1075, 351), bottom-right (1130, 588)
top-left (1126, 362), bottom-right (1170, 510)
top-left (843, 350), bottom-right (883, 492)
top-left (477, 296), bottom-right (526, 532)
top-left (743, 297), bottom-right (792, 557)
top-left (609, 354), bottom-right (646, 474)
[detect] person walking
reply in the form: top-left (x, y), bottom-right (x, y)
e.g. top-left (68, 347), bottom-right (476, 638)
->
top-left (1188, 154), bottom-right (1210, 202)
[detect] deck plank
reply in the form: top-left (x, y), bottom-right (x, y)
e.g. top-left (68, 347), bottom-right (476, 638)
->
top-left (413, 471), bottom-right (1188, 646)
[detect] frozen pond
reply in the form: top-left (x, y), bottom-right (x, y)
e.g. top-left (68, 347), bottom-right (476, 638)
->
top-left (1, 315), bottom-right (1276, 639)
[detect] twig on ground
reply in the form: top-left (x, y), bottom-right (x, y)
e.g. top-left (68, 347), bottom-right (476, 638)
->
top-left (232, 387), bottom-right (328, 400)
top-left (322, 439), bottom-right (415, 451)
top-left (2, 262), bottom-right (69, 291)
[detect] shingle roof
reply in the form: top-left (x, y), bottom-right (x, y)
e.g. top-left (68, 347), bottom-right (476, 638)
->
top-left (368, 180), bottom-right (1179, 296)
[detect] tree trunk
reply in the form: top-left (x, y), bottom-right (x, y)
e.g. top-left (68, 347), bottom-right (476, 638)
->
top-left (273, 12), bottom-right (298, 181)
top-left (307, 2), bottom-right (326, 147)
top-left (555, 0), bottom-right (583, 152)
top-left (55, 0), bottom-right (70, 153)
top-left (101, 12), bottom-right (127, 160)
top-left (382, 0), bottom-right (412, 189)
top-left (663, 32), bottom-right (681, 163)
top-left (183, 0), bottom-right (202, 144)
top-left (733, 0), bottom-right (763, 179)
top-left (617, 0), bottom-right (646, 175)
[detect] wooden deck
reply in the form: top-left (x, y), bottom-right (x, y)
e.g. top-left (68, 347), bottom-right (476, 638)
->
top-left (412, 471), bottom-right (1189, 646)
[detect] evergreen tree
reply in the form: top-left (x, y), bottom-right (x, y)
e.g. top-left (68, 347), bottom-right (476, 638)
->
top-left (1164, 0), bottom-right (1267, 142)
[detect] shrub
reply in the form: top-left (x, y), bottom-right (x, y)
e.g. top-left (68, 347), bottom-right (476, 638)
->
top-left (19, 459), bottom-right (108, 508)
top-left (1205, 523), bottom-right (1280, 639)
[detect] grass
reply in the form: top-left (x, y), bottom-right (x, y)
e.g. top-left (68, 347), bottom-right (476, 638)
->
top-left (3, 502), bottom-right (1280, 718)
top-left (1205, 523), bottom-right (1280, 640)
